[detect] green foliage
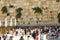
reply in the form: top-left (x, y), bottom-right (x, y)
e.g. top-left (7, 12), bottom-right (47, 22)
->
top-left (16, 8), bottom-right (23, 13)
top-left (16, 8), bottom-right (23, 19)
top-left (1, 6), bottom-right (8, 13)
top-left (32, 7), bottom-right (43, 14)
top-left (16, 12), bottom-right (22, 19)
top-left (57, 13), bottom-right (60, 23)
top-left (7, 13), bottom-right (10, 16)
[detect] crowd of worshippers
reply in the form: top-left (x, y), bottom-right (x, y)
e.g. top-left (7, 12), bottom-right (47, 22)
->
top-left (0, 26), bottom-right (60, 40)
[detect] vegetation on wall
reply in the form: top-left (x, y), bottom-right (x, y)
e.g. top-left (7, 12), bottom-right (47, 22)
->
top-left (16, 8), bottom-right (23, 13)
top-left (1, 6), bottom-right (23, 18)
top-left (1, 6), bottom-right (8, 13)
top-left (32, 7), bottom-right (43, 14)
top-left (1, 6), bottom-right (10, 16)
top-left (16, 8), bottom-right (23, 19)
top-left (16, 12), bottom-right (22, 19)
top-left (7, 13), bottom-right (10, 16)
top-left (57, 13), bottom-right (60, 23)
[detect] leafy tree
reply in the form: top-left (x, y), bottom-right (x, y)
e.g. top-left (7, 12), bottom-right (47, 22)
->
top-left (32, 7), bottom-right (43, 14)
top-left (1, 6), bottom-right (8, 13)
top-left (57, 13), bottom-right (60, 23)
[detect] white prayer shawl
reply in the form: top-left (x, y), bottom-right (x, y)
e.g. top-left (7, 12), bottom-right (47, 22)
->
top-left (13, 36), bottom-right (20, 40)
top-left (29, 35), bottom-right (34, 40)
top-left (1, 36), bottom-right (3, 40)
top-left (43, 34), bottom-right (47, 40)
top-left (23, 35), bottom-right (27, 40)
top-left (40, 34), bottom-right (44, 40)
top-left (40, 34), bottom-right (47, 40)
top-left (38, 34), bottom-right (40, 40)
top-left (6, 34), bottom-right (13, 40)
top-left (57, 33), bottom-right (60, 40)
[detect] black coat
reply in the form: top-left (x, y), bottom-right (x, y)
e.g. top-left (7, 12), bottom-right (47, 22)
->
top-left (32, 31), bottom-right (36, 39)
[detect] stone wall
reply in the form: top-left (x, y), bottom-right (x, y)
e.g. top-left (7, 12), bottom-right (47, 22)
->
top-left (0, 0), bottom-right (60, 26)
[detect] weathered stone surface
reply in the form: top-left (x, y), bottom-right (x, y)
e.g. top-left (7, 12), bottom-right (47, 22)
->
top-left (0, 0), bottom-right (60, 26)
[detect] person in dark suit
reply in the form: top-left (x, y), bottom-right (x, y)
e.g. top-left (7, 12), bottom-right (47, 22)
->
top-left (32, 31), bottom-right (36, 40)
top-left (20, 36), bottom-right (24, 40)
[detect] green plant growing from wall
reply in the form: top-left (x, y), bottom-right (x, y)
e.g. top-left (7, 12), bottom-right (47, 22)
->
top-left (16, 8), bottom-right (23, 19)
top-left (16, 12), bottom-right (22, 19)
top-left (57, 13), bottom-right (60, 23)
top-left (1, 6), bottom-right (10, 16)
top-left (32, 7), bottom-right (43, 14)
top-left (1, 6), bottom-right (8, 13)
top-left (7, 13), bottom-right (10, 16)
top-left (16, 8), bottom-right (23, 13)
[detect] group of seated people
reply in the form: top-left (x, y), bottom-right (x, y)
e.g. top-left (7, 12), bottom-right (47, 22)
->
top-left (0, 26), bottom-right (60, 40)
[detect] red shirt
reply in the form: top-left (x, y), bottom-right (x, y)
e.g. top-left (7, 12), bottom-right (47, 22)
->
top-left (35, 36), bottom-right (38, 40)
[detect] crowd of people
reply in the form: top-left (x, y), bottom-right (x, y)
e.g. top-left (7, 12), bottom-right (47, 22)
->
top-left (0, 26), bottom-right (60, 40)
